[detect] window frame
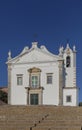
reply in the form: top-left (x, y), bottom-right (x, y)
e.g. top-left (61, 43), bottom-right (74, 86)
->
top-left (66, 95), bottom-right (72, 103)
top-left (31, 73), bottom-right (39, 88)
top-left (17, 74), bottom-right (23, 86)
top-left (46, 73), bottom-right (53, 84)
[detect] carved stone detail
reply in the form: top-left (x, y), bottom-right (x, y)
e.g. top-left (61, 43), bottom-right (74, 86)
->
top-left (28, 67), bottom-right (41, 73)
top-left (25, 87), bottom-right (43, 105)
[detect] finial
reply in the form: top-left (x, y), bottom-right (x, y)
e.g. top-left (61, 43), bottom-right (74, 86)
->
top-left (66, 38), bottom-right (70, 49)
top-left (73, 45), bottom-right (76, 52)
top-left (66, 44), bottom-right (69, 49)
top-left (25, 46), bottom-right (29, 50)
top-left (59, 46), bottom-right (64, 56)
top-left (32, 42), bottom-right (38, 48)
top-left (8, 50), bottom-right (12, 60)
top-left (62, 46), bottom-right (64, 51)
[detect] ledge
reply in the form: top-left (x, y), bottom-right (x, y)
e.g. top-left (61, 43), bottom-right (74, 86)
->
top-left (25, 86), bottom-right (44, 90)
top-left (63, 87), bottom-right (78, 89)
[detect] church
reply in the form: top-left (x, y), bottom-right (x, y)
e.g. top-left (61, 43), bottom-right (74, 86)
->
top-left (6, 42), bottom-right (78, 106)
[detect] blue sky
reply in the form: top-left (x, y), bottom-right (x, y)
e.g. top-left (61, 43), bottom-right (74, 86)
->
top-left (0, 0), bottom-right (82, 102)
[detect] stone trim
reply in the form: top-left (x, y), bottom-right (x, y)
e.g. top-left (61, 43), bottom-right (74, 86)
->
top-left (8, 64), bottom-right (12, 104)
top-left (58, 60), bottom-right (63, 105)
top-left (63, 87), bottom-right (78, 89)
top-left (25, 87), bottom-right (43, 105)
top-left (28, 67), bottom-right (41, 73)
top-left (28, 67), bottom-right (41, 89)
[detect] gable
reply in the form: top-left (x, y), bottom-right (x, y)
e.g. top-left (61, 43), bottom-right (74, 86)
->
top-left (6, 42), bottom-right (63, 64)
top-left (14, 50), bottom-right (61, 64)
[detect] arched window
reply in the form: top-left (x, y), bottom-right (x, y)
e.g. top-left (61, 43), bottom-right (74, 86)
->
top-left (66, 56), bottom-right (70, 67)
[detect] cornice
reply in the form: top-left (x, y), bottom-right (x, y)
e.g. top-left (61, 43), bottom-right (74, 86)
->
top-left (11, 60), bottom-right (58, 65)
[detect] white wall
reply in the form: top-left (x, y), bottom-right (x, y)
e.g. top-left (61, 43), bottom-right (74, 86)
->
top-left (63, 88), bottom-right (78, 106)
top-left (40, 63), bottom-right (59, 105)
top-left (10, 61), bottom-right (60, 105)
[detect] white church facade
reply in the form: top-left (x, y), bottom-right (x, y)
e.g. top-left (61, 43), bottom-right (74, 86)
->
top-left (6, 42), bottom-right (78, 106)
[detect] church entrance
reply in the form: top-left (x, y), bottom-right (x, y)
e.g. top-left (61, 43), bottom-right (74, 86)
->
top-left (30, 94), bottom-right (39, 105)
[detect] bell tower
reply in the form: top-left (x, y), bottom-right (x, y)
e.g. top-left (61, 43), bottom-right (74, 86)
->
top-left (60, 43), bottom-right (78, 106)
top-left (63, 44), bottom-right (77, 88)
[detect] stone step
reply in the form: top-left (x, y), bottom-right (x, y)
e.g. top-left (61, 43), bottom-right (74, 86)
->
top-left (38, 119), bottom-right (82, 124)
top-left (37, 123), bottom-right (81, 127)
top-left (0, 126), bottom-right (30, 130)
top-left (0, 122), bottom-right (33, 126)
top-left (32, 126), bottom-right (81, 130)
top-left (0, 106), bottom-right (82, 130)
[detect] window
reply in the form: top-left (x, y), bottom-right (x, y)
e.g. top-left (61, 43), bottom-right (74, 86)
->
top-left (17, 74), bottom-right (23, 85)
top-left (66, 95), bottom-right (71, 102)
top-left (66, 56), bottom-right (70, 67)
top-left (31, 75), bottom-right (39, 88)
top-left (47, 73), bottom-right (53, 84)
top-left (28, 67), bottom-right (41, 88)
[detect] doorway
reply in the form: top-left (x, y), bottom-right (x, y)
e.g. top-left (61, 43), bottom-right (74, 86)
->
top-left (30, 94), bottom-right (39, 105)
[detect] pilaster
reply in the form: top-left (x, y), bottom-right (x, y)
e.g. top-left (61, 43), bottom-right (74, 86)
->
top-left (73, 67), bottom-right (76, 87)
top-left (8, 64), bottom-right (12, 104)
top-left (58, 60), bottom-right (63, 105)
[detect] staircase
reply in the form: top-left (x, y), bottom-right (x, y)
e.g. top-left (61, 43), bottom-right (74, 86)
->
top-left (0, 105), bottom-right (81, 130)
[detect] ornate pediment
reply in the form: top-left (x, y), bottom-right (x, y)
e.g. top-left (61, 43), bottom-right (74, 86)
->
top-left (28, 67), bottom-right (41, 73)
top-left (6, 42), bottom-right (63, 64)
